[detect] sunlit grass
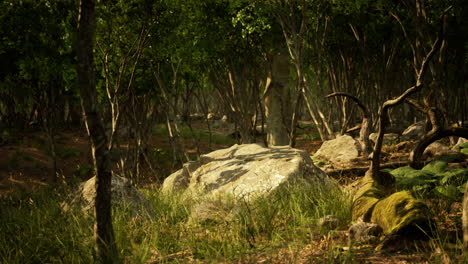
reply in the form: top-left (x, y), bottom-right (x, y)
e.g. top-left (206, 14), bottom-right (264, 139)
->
top-left (2, 179), bottom-right (466, 263)
top-left (0, 181), bottom-right (354, 263)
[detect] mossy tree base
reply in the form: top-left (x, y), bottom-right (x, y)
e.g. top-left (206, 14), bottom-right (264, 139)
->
top-left (352, 171), bottom-right (433, 251)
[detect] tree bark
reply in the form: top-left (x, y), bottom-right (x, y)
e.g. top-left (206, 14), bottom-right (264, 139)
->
top-left (264, 51), bottom-right (290, 146)
top-left (369, 25), bottom-right (443, 185)
top-left (406, 98), bottom-right (468, 168)
top-left (77, 0), bottom-right (119, 263)
top-left (464, 180), bottom-right (468, 254)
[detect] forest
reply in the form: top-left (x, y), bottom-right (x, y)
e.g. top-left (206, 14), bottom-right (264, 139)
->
top-left (1, 0), bottom-right (468, 263)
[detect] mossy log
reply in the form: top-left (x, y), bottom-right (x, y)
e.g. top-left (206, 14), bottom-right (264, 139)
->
top-left (352, 173), bottom-right (385, 222)
top-left (352, 171), bottom-right (433, 251)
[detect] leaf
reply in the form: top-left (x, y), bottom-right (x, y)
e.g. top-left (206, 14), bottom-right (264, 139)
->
top-left (433, 185), bottom-right (461, 201)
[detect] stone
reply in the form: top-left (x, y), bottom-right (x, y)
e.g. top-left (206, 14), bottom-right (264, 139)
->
top-left (348, 222), bottom-right (383, 244)
top-left (313, 135), bottom-right (361, 166)
top-left (369, 133), bottom-right (399, 145)
top-left (207, 113), bottom-right (218, 120)
top-left (402, 121), bottom-right (426, 140)
top-left (190, 113), bottom-right (204, 121)
top-left (317, 215), bottom-right (341, 230)
top-left (162, 144), bottom-right (331, 201)
top-left (62, 174), bottom-right (152, 217)
top-left (452, 137), bottom-right (468, 151)
top-left (423, 142), bottom-right (457, 158)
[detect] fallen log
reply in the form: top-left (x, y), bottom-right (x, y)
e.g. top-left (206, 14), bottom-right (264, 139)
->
top-left (352, 171), bottom-right (433, 252)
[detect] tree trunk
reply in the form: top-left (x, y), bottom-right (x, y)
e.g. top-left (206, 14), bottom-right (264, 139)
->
top-left (264, 51), bottom-right (290, 146)
top-left (369, 24), bottom-right (444, 185)
top-left (77, 0), bottom-right (119, 263)
top-left (464, 180), bottom-right (468, 254)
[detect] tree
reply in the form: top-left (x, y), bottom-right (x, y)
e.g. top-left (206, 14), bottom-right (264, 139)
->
top-left (76, 0), bottom-right (119, 262)
top-left (464, 180), bottom-right (468, 254)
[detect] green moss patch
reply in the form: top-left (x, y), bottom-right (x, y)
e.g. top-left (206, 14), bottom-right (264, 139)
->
top-left (371, 191), bottom-right (431, 235)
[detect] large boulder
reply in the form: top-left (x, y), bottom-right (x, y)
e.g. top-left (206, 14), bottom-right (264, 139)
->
top-left (402, 121), bottom-right (426, 140)
top-left (162, 144), bottom-right (330, 200)
top-left (313, 135), bottom-right (361, 166)
top-left (63, 174), bottom-right (152, 216)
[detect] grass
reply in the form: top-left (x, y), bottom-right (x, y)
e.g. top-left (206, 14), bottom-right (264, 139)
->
top-left (0, 181), bottom-right (354, 263)
top-left (1, 177), bottom-right (466, 263)
top-left (0, 187), bottom-right (94, 264)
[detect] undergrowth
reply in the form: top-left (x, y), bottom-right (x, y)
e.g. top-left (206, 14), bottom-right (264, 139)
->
top-left (3, 178), bottom-right (465, 263)
top-left (0, 182), bottom-right (352, 263)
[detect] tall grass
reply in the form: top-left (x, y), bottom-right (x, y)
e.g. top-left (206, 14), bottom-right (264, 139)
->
top-left (0, 182), bottom-right (353, 263)
top-left (0, 187), bottom-right (94, 264)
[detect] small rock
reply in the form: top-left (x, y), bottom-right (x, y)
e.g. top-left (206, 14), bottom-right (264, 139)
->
top-left (423, 142), bottom-right (456, 158)
top-left (348, 222), bottom-right (383, 244)
top-left (452, 137), bottom-right (468, 151)
top-left (402, 121), bottom-right (426, 140)
top-left (207, 113), bottom-right (217, 120)
top-left (313, 135), bottom-right (361, 166)
top-left (317, 215), bottom-right (340, 230)
top-left (62, 174), bottom-right (152, 217)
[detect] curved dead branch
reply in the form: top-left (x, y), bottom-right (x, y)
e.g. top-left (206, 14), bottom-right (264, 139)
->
top-left (326, 92), bottom-right (372, 156)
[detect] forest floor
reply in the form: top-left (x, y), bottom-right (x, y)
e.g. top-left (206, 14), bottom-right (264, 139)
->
top-left (0, 121), bottom-right (466, 263)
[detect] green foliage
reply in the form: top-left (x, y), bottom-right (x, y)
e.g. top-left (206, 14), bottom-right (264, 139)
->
top-left (390, 158), bottom-right (468, 201)
top-left (458, 142), bottom-right (468, 155)
top-left (0, 181), bottom-right (352, 263)
top-left (0, 187), bottom-right (94, 264)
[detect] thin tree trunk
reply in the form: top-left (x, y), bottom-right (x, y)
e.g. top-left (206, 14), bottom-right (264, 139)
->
top-left (302, 90), bottom-right (327, 141)
top-left (77, 0), bottom-right (119, 263)
top-left (464, 180), bottom-right (468, 254)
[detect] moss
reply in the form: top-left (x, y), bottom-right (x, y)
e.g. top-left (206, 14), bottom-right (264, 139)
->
top-left (461, 148), bottom-right (468, 155)
top-left (371, 191), bottom-right (431, 236)
top-left (352, 173), bottom-right (385, 222)
top-left (352, 173), bottom-right (433, 252)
